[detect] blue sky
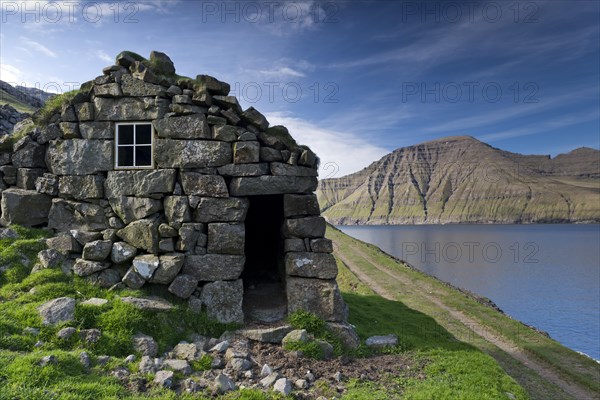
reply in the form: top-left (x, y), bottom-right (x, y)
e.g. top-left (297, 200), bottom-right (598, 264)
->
top-left (1, 0), bottom-right (598, 177)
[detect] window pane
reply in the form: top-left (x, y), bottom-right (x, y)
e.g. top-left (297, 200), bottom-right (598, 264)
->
top-left (118, 147), bottom-right (134, 166)
top-left (118, 125), bottom-right (134, 144)
top-left (135, 146), bottom-right (152, 166)
top-left (136, 124), bottom-right (152, 144)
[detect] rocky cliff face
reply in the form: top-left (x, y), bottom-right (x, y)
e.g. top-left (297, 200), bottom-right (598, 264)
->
top-left (317, 136), bottom-right (600, 225)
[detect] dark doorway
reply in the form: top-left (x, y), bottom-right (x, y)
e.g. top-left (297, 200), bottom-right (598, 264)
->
top-left (242, 195), bottom-right (287, 323)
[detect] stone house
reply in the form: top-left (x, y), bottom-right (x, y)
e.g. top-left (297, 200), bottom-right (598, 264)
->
top-left (0, 51), bottom-right (348, 327)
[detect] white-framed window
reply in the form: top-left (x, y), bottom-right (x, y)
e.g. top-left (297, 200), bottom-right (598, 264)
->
top-left (115, 122), bottom-right (154, 169)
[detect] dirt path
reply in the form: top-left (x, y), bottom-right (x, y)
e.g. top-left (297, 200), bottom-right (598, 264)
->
top-left (334, 244), bottom-right (597, 400)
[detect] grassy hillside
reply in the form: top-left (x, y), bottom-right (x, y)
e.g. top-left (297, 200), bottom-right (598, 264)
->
top-left (0, 88), bottom-right (37, 113)
top-left (1, 226), bottom-right (597, 398)
top-left (328, 225), bottom-right (600, 399)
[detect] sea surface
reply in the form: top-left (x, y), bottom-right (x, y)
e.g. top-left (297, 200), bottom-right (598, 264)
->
top-left (338, 224), bottom-right (600, 361)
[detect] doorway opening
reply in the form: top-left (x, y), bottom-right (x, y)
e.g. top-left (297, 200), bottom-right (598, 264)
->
top-left (242, 194), bottom-right (287, 323)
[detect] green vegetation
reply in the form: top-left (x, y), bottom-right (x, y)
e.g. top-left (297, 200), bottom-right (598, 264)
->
top-left (33, 89), bottom-right (82, 126)
top-left (0, 118), bottom-right (34, 152)
top-left (328, 225), bottom-right (599, 399)
top-left (1, 225), bottom-right (596, 399)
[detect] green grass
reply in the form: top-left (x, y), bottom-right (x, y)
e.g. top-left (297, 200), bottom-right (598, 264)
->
top-left (1, 225), bottom-right (591, 399)
top-left (328, 225), bottom-right (599, 399)
top-left (33, 89), bottom-right (82, 126)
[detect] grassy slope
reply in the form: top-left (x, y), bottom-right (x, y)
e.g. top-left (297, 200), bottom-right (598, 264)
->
top-left (0, 88), bottom-right (37, 114)
top-left (328, 226), bottom-right (600, 399)
top-left (0, 227), bottom-right (596, 399)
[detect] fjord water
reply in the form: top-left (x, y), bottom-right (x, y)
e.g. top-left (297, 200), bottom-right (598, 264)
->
top-left (339, 224), bottom-right (600, 360)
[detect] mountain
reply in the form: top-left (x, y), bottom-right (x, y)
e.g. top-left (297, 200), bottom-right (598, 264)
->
top-left (317, 136), bottom-right (600, 225)
top-left (0, 81), bottom-right (54, 136)
top-left (0, 80), bottom-right (50, 113)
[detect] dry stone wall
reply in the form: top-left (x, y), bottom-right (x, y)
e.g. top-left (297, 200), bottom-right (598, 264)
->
top-left (0, 51), bottom-right (347, 325)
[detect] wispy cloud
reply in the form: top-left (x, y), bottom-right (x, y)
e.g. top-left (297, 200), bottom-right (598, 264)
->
top-left (258, 67), bottom-right (305, 78)
top-left (266, 111), bottom-right (390, 177)
top-left (0, 63), bottom-right (24, 84)
top-left (423, 86), bottom-right (599, 135)
top-left (19, 37), bottom-right (57, 58)
top-left (479, 109), bottom-right (599, 142)
top-left (95, 50), bottom-right (113, 63)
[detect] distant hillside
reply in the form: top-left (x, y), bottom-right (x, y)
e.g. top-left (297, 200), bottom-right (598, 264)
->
top-left (317, 136), bottom-right (600, 225)
top-left (0, 80), bottom-right (50, 113)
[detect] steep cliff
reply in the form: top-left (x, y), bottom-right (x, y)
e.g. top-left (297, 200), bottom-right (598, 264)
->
top-left (317, 136), bottom-right (600, 224)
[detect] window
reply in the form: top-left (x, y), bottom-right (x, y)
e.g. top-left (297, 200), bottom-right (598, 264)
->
top-left (115, 123), bottom-right (153, 169)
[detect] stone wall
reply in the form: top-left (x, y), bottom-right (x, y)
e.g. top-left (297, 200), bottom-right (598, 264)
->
top-left (0, 51), bottom-right (347, 325)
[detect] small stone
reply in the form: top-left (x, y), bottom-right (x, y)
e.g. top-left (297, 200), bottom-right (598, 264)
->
top-left (82, 240), bottom-right (113, 261)
top-left (273, 378), bottom-right (292, 395)
top-left (229, 357), bottom-right (251, 371)
top-left (122, 267), bottom-right (145, 289)
top-left (209, 340), bottom-right (229, 353)
top-left (139, 355), bottom-right (156, 374)
top-left (168, 274), bottom-right (198, 299)
top-left (295, 379), bottom-right (308, 389)
top-left (23, 327), bottom-right (40, 336)
top-left (37, 297), bottom-right (76, 325)
top-left (260, 372), bottom-right (280, 388)
top-left (81, 297), bottom-right (108, 307)
top-left (40, 355), bottom-right (57, 367)
top-left (154, 370), bottom-right (174, 388)
top-left (188, 296), bottom-right (203, 314)
top-left (173, 342), bottom-right (204, 362)
top-left (133, 333), bottom-right (158, 357)
top-left (365, 334), bottom-right (398, 348)
top-left (111, 242), bottom-right (137, 264)
top-left (57, 327), bottom-right (77, 340)
top-left (305, 371), bottom-right (315, 382)
top-left (164, 359), bottom-right (192, 375)
top-left (282, 329), bottom-right (311, 346)
top-left (132, 254), bottom-right (160, 279)
top-left (124, 354), bottom-right (136, 364)
top-left (79, 329), bottom-right (102, 343)
top-left (214, 373), bottom-right (237, 394)
top-left (80, 352), bottom-right (91, 368)
top-left (261, 364), bottom-right (273, 377)
top-left (333, 371), bottom-right (343, 382)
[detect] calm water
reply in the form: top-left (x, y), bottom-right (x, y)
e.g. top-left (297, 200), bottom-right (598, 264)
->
top-left (339, 224), bottom-right (600, 360)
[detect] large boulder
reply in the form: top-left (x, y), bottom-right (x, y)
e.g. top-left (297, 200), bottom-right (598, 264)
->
top-left (153, 114), bottom-right (210, 139)
top-left (207, 223), bottom-right (245, 255)
top-left (104, 170), bottom-right (176, 197)
top-left (93, 97), bottom-right (161, 121)
top-left (180, 172), bottom-right (228, 197)
top-left (109, 196), bottom-right (163, 224)
top-left (0, 188), bottom-right (51, 226)
top-left (117, 218), bottom-right (160, 253)
top-left (47, 198), bottom-right (109, 232)
top-left (284, 252), bottom-right (338, 279)
top-left (192, 197), bottom-right (249, 223)
top-left (46, 139), bottom-right (113, 175)
top-left (283, 194), bottom-right (320, 217)
top-left (182, 254), bottom-right (245, 281)
top-left (37, 297), bottom-right (76, 325)
top-left (282, 216), bottom-right (326, 238)
top-left (149, 254), bottom-right (185, 284)
top-left (154, 139), bottom-right (232, 168)
top-left (12, 136), bottom-right (46, 168)
top-left (200, 280), bottom-right (244, 324)
top-left (229, 176), bottom-right (318, 196)
top-left (286, 277), bottom-right (348, 322)
top-left (58, 175), bottom-right (104, 200)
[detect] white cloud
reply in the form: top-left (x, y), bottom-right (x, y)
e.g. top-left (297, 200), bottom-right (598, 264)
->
top-left (266, 112), bottom-right (390, 178)
top-left (95, 50), bottom-right (113, 63)
top-left (258, 66), bottom-right (305, 78)
top-left (0, 63), bottom-right (25, 84)
top-left (20, 37), bottom-right (57, 58)
top-left (479, 109), bottom-right (599, 142)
